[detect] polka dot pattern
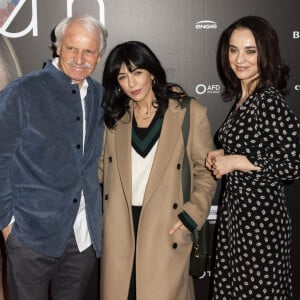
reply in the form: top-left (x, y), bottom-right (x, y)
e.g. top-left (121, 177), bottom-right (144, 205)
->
top-left (213, 86), bottom-right (300, 299)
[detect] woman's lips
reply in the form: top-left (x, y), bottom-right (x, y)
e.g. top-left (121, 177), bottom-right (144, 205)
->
top-left (130, 89), bottom-right (141, 96)
top-left (235, 66), bottom-right (248, 72)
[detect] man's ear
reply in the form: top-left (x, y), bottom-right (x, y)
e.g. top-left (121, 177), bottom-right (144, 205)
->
top-left (56, 46), bottom-right (61, 56)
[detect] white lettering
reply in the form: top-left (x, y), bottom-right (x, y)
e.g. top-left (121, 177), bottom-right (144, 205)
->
top-left (0, 0), bottom-right (105, 38)
top-left (195, 24), bottom-right (217, 30)
top-left (195, 20), bottom-right (217, 30)
top-left (293, 31), bottom-right (300, 39)
top-left (295, 85), bottom-right (300, 91)
top-left (196, 84), bottom-right (221, 95)
top-left (207, 84), bottom-right (221, 92)
top-left (198, 270), bottom-right (212, 280)
top-left (0, 0), bottom-right (38, 37)
top-left (67, 0), bottom-right (105, 25)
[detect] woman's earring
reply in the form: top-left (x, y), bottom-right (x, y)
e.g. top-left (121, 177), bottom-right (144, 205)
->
top-left (152, 79), bottom-right (156, 86)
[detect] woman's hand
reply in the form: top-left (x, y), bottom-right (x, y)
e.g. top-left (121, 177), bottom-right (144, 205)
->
top-left (211, 154), bottom-right (261, 179)
top-left (168, 220), bottom-right (189, 235)
top-left (206, 149), bottom-right (224, 171)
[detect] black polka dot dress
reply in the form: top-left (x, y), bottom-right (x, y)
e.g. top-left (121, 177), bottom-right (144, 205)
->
top-left (213, 86), bottom-right (300, 299)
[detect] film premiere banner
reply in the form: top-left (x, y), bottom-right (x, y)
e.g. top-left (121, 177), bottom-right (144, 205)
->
top-left (1, 1), bottom-right (300, 299)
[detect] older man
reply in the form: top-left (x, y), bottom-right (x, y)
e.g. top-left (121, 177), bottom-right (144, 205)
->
top-left (0, 15), bottom-right (107, 300)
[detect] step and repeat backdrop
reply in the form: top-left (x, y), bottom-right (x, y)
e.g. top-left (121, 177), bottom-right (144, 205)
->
top-left (1, 1), bottom-right (299, 299)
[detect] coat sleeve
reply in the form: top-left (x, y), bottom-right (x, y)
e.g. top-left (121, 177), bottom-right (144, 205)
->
top-left (182, 100), bottom-right (217, 230)
top-left (0, 82), bottom-right (25, 229)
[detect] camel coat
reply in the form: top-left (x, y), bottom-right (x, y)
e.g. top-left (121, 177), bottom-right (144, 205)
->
top-left (99, 99), bottom-right (216, 300)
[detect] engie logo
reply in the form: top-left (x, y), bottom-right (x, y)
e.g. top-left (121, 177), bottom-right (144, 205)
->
top-left (195, 20), bottom-right (217, 30)
top-left (0, 0), bottom-right (105, 38)
top-left (293, 31), bottom-right (300, 39)
top-left (196, 84), bottom-right (221, 95)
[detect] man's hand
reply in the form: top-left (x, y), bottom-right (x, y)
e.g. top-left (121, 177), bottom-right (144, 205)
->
top-left (2, 223), bottom-right (13, 241)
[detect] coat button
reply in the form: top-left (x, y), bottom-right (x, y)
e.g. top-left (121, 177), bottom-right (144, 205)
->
top-left (177, 163), bottom-right (181, 170)
top-left (173, 203), bottom-right (178, 209)
top-left (76, 116), bottom-right (81, 121)
top-left (104, 194), bottom-right (109, 200)
top-left (72, 90), bottom-right (76, 94)
top-left (108, 156), bottom-right (112, 163)
top-left (172, 243), bottom-right (178, 249)
top-left (76, 144), bottom-right (81, 149)
top-left (73, 198), bottom-right (78, 203)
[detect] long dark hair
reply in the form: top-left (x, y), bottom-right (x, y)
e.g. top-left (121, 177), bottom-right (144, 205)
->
top-left (217, 15), bottom-right (289, 101)
top-left (102, 41), bottom-right (185, 129)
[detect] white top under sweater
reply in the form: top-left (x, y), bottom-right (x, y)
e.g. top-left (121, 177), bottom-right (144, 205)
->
top-left (131, 140), bottom-right (159, 206)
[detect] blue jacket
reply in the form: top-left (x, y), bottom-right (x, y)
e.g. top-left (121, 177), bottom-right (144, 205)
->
top-left (0, 61), bottom-right (104, 257)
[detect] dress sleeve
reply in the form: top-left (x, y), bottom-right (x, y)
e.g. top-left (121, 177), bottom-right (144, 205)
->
top-left (247, 92), bottom-right (300, 182)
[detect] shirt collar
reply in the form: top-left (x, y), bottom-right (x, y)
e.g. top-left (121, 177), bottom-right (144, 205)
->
top-left (52, 57), bottom-right (88, 93)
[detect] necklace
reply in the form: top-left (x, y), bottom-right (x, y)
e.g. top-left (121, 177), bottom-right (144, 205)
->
top-left (134, 100), bottom-right (157, 120)
top-left (143, 107), bottom-right (150, 118)
top-left (136, 108), bottom-right (155, 120)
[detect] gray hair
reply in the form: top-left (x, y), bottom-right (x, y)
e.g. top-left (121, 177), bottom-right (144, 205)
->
top-left (54, 15), bottom-right (108, 56)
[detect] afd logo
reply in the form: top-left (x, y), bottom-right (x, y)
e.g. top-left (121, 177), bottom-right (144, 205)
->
top-left (293, 31), bottom-right (300, 39)
top-left (195, 20), bottom-right (217, 30)
top-left (0, 0), bottom-right (105, 38)
top-left (196, 84), bottom-right (221, 95)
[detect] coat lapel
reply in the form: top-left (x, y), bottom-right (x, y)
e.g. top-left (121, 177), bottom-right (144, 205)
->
top-left (143, 101), bottom-right (185, 205)
top-left (116, 111), bottom-right (133, 207)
